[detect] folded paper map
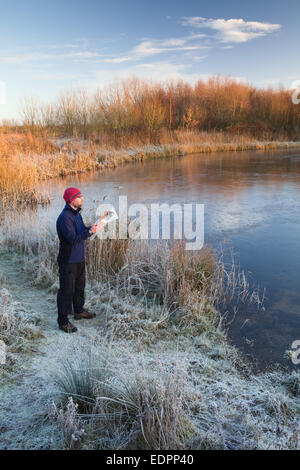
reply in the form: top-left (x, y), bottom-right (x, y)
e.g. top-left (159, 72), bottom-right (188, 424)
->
top-left (91, 209), bottom-right (119, 239)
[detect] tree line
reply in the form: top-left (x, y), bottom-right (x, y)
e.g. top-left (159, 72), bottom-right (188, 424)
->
top-left (16, 75), bottom-right (300, 140)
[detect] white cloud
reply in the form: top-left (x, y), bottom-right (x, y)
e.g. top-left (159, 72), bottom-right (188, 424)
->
top-left (160, 38), bottom-right (186, 47)
top-left (31, 72), bottom-right (85, 81)
top-left (131, 37), bottom-right (209, 57)
top-left (0, 53), bottom-right (54, 63)
top-left (47, 43), bottom-right (84, 50)
top-left (65, 51), bottom-right (103, 58)
top-left (101, 35), bottom-right (209, 64)
top-left (0, 50), bottom-right (104, 64)
top-left (103, 57), bottom-right (133, 63)
top-left (180, 17), bottom-right (281, 43)
top-left (186, 55), bottom-right (207, 63)
top-left (132, 41), bottom-right (166, 56)
top-left (0, 32), bottom-right (209, 66)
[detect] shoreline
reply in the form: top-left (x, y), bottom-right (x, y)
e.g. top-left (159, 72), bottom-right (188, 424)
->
top-left (2, 129), bottom-right (300, 205)
top-left (56, 137), bottom-right (300, 167)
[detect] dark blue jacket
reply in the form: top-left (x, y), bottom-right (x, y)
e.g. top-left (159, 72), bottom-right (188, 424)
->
top-left (56, 204), bottom-right (92, 264)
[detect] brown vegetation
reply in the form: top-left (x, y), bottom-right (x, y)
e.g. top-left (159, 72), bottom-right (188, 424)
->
top-left (10, 76), bottom-right (300, 140)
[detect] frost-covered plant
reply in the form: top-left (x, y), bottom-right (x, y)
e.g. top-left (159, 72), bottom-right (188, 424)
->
top-left (105, 359), bottom-right (196, 450)
top-left (0, 288), bottom-right (18, 337)
top-left (283, 371), bottom-right (300, 397)
top-left (0, 287), bottom-right (42, 361)
top-left (51, 344), bottom-right (115, 413)
top-left (47, 397), bottom-right (85, 450)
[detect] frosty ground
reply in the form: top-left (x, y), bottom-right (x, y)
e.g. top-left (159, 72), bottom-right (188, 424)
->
top-left (0, 244), bottom-right (299, 450)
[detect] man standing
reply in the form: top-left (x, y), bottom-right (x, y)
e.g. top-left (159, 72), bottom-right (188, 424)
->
top-left (56, 187), bottom-right (104, 333)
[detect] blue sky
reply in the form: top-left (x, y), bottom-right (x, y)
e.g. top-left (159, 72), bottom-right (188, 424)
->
top-left (0, 0), bottom-right (299, 121)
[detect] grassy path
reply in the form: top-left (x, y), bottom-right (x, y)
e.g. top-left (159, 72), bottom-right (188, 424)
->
top-left (0, 252), bottom-right (100, 449)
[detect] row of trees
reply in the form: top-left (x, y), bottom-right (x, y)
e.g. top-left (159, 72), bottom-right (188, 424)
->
top-left (19, 76), bottom-right (300, 139)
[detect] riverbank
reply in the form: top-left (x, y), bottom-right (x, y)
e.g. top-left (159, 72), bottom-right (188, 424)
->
top-left (1, 128), bottom-right (300, 205)
top-left (0, 228), bottom-right (299, 449)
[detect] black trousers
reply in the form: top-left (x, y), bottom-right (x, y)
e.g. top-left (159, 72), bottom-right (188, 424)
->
top-left (57, 261), bottom-right (86, 326)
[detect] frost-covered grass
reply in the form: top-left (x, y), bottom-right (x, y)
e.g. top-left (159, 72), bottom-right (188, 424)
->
top-left (0, 257), bottom-right (299, 450)
top-left (42, 329), bottom-right (300, 450)
top-left (0, 282), bottom-right (43, 382)
top-left (0, 224), bottom-right (299, 450)
top-left (61, 347), bottom-right (196, 450)
top-left (0, 286), bottom-right (42, 347)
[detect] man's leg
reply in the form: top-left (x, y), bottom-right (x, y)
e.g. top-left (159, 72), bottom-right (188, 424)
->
top-left (73, 261), bottom-right (86, 315)
top-left (57, 263), bottom-right (76, 326)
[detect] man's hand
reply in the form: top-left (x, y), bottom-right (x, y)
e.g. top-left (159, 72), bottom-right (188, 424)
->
top-left (90, 220), bottom-right (106, 234)
top-left (96, 220), bottom-right (106, 231)
top-left (97, 220), bottom-right (105, 231)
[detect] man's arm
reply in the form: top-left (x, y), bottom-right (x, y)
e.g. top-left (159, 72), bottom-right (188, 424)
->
top-left (59, 216), bottom-right (92, 244)
top-left (83, 220), bottom-right (92, 231)
top-left (80, 214), bottom-right (95, 233)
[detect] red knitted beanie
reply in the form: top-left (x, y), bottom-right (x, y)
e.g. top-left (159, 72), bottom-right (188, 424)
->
top-left (63, 187), bottom-right (82, 204)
